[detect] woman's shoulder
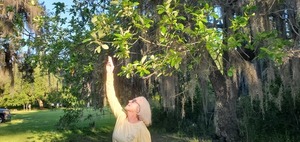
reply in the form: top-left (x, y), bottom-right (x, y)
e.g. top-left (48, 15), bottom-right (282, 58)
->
top-left (136, 121), bottom-right (149, 130)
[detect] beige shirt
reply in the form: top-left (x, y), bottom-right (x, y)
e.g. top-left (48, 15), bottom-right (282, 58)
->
top-left (106, 74), bottom-right (151, 142)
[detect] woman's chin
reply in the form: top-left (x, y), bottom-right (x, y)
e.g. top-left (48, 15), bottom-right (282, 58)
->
top-left (124, 106), bottom-right (129, 110)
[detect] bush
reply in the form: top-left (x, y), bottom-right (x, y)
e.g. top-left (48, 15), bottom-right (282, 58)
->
top-left (237, 93), bottom-right (300, 142)
top-left (56, 108), bottom-right (83, 130)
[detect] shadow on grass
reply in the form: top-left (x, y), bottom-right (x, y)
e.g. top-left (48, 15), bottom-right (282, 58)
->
top-left (150, 128), bottom-right (204, 142)
top-left (33, 127), bottom-right (113, 142)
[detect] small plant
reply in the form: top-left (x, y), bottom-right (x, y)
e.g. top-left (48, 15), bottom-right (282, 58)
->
top-left (56, 108), bottom-right (83, 130)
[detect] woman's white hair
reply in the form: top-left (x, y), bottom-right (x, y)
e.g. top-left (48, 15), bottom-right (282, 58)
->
top-left (135, 96), bottom-right (152, 126)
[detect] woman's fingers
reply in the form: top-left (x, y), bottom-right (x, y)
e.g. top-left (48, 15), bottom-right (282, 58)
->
top-left (108, 56), bottom-right (113, 65)
top-left (107, 56), bottom-right (114, 66)
top-left (106, 56), bottom-right (114, 73)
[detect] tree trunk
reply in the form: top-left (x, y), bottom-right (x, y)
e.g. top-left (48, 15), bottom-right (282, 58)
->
top-left (37, 99), bottom-right (44, 109)
top-left (3, 43), bottom-right (14, 87)
top-left (202, 46), bottom-right (240, 141)
top-left (296, 0), bottom-right (300, 27)
top-left (210, 70), bottom-right (240, 142)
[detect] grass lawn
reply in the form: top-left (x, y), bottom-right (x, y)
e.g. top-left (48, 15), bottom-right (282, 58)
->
top-left (0, 109), bottom-right (208, 142)
top-left (0, 108), bottom-right (115, 142)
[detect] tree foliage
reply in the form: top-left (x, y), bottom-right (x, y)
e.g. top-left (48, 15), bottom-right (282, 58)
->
top-left (0, 64), bottom-right (60, 109)
top-left (0, 0), bottom-right (43, 87)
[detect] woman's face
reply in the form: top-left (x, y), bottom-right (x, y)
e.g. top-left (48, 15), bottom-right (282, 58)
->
top-left (125, 98), bottom-right (140, 113)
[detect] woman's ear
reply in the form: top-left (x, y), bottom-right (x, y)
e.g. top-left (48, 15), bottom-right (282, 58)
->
top-left (136, 105), bottom-right (140, 113)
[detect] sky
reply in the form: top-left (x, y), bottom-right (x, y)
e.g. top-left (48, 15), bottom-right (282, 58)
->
top-left (39, 0), bottom-right (73, 15)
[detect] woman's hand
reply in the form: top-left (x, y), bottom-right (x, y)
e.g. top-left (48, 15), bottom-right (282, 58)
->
top-left (106, 56), bottom-right (115, 74)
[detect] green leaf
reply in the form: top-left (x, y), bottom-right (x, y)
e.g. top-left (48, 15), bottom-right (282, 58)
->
top-left (111, 0), bottom-right (119, 5)
top-left (172, 11), bottom-right (178, 17)
top-left (198, 21), bottom-right (205, 31)
top-left (160, 26), bottom-right (167, 36)
top-left (126, 74), bottom-right (130, 78)
top-left (177, 16), bottom-right (186, 20)
top-left (91, 16), bottom-right (98, 24)
top-left (96, 30), bottom-right (106, 39)
top-left (133, 2), bottom-right (139, 6)
top-left (176, 23), bottom-right (184, 30)
top-left (159, 37), bottom-right (166, 43)
top-left (227, 70), bottom-right (233, 77)
top-left (91, 32), bottom-right (97, 40)
top-left (205, 3), bottom-right (209, 9)
top-left (227, 67), bottom-right (235, 77)
top-left (138, 15), bottom-right (144, 25)
top-left (141, 55), bottom-right (147, 64)
top-left (145, 24), bottom-right (151, 28)
top-left (95, 46), bottom-right (101, 53)
top-left (101, 44), bottom-right (109, 49)
top-left (157, 5), bottom-right (165, 14)
top-left (82, 38), bottom-right (91, 43)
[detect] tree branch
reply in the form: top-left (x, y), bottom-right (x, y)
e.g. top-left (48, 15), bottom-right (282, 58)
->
top-left (141, 71), bottom-right (157, 80)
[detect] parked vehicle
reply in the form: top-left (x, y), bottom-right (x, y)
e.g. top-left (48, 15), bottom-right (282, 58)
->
top-left (0, 108), bottom-right (11, 123)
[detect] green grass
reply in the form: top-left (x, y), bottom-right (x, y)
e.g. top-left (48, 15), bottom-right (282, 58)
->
top-left (0, 109), bottom-right (210, 142)
top-left (0, 109), bottom-right (115, 142)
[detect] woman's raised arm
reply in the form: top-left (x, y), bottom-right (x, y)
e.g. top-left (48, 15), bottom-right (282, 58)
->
top-left (105, 56), bottom-right (125, 118)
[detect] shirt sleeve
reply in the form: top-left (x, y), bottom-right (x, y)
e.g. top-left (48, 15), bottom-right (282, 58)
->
top-left (106, 73), bottom-right (125, 118)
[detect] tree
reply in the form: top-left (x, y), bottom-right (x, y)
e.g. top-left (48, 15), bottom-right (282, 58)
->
top-left (89, 0), bottom-right (299, 141)
top-left (0, 63), bottom-right (60, 110)
top-left (0, 0), bottom-right (43, 88)
top-left (30, 1), bottom-right (108, 109)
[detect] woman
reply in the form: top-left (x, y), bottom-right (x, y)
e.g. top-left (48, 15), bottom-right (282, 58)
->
top-left (105, 56), bottom-right (152, 142)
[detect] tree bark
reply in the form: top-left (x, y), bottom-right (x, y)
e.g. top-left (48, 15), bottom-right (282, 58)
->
top-left (37, 99), bottom-right (44, 109)
top-left (210, 71), bottom-right (240, 141)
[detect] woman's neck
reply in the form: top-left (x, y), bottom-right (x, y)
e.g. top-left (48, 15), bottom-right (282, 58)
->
top-left (127, 112), bottom-right (139, 123)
